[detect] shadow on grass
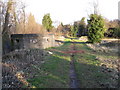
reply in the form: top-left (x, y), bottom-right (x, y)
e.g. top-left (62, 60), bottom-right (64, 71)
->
top-left (74, 61), bottom-right (119, 88)
top-left (47, 42), bottom-right (119, 88)
top-left (2, 40), bottom-right (119, 88)
top-left (34, 42), bottom-right (119, 88)
top-left (55, 44), bottom-right (119, 88)
top-left (27, 53), bottom-right (70, 88)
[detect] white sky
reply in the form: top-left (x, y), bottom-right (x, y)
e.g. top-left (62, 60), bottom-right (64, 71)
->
top-left (22, 0), bottom-right (119, 26)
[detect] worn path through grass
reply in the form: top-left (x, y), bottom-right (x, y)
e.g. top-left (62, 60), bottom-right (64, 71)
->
top-left (27, 38), bottom-right (118, 88)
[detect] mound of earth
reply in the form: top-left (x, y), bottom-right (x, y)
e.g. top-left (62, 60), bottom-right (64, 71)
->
top-left (2, 49), bottom-right (49, 88)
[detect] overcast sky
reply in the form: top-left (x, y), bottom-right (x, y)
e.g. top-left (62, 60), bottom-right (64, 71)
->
top-left (21, 0), bottom-right (119, 26)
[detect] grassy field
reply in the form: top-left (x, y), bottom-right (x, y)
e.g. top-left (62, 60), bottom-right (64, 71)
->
top-left (27, 41), bottom-right (71, 88)
top-left (74, 43), bottom-right (118, 88)
top-left (27, 38), bottom-right (118, 88)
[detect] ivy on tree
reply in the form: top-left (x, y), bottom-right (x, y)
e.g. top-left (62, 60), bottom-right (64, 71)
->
top-left (42, 13), bottom-right (53, 32)
top-left (87, 14), bottom-right (106, 43)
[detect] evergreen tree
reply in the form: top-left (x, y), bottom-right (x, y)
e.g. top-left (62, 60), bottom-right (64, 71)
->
top-left (113, 27), bottom-right (120, 38)
top-left (74, 24), bottom-right (78, 37)
top-left (70, 22), bottom-right (79, 37)
top-left (42, 13), bottom-right (53, 32)
top-left (78, 17), bottom-right (86, 36)
top-left (61, 22), bottom-right (64, 27)
top-left (87, 14), bottom-right (106, 43)
top-left (70, 18), bottom-right (86, 37)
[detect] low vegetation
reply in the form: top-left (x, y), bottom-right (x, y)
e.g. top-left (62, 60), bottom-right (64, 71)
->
top-left (74, 43), bottom-right (118, 88)
top-left (1, 0), bottom-right (119, 88)
top-left (26, 38), bottom-right (118, 88)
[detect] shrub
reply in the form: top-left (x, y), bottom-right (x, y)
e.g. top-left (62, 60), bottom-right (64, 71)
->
top-left (87, 14), bottom-right (106, 43)
top-left (113, 27), bottom-right (120, 38)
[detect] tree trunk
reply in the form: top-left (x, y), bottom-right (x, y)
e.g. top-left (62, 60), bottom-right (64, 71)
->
top-left (2, 0), bottom-right (13, 55)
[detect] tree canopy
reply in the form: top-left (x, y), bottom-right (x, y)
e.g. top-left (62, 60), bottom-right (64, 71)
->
top-left (42, 13), bottom-right (53, 32)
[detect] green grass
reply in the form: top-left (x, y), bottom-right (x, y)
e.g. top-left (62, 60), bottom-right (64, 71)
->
top-left (59, 38), bottom-right (118, 88)
top-left (26, 37), bottom-right (118, 88)
top-left (72, 39), bottom-right (118, 88)
top-left (27, 54), bottom-right (70, 88)
top-left (27, 42), bottom-right (71, 88)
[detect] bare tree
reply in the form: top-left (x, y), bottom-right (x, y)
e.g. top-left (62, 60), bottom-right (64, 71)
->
top-left (11, 0), bottom-right (27, 34)
top-left (0, 1), bottom-right (4, 34)
top-left (93, 0), bottom-right (99, 14)
top-left (2, 0), bottom-right (14, 54)
top-left (86, 0), bottom-right (100, 16)
top-left (2, 0), bottom-right (26, 54)
top-left (2, 0), bottom-right (13, 35)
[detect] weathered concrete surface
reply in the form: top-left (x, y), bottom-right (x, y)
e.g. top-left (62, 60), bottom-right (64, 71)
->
top-left (11, 34), bottom-right (55, 51)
